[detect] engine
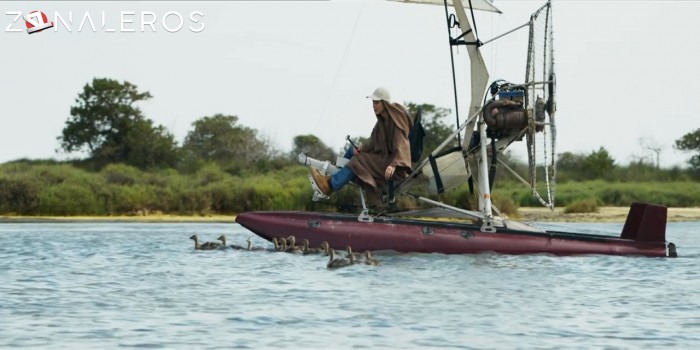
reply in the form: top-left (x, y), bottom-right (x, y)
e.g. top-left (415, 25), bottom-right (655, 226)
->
top-left (483, 84), bottom-right (545, 132)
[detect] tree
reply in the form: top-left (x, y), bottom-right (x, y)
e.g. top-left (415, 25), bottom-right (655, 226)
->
top-left (556, 152), bottom-right (587, 181)
top-left (639, 137), bottom-right (663, 169)
top-left (582, 147), bottom-right (616, 179)
top-left (124, 119), bottom-right (180, 169)
top-left (182, 114), bottom-right (271, 171)
top-left (57, 78), bottom-right (178, 169)
top-left (557, 152), bottom-right (585, 171)
top-left (675, 128), bottom-right (700, 170)
top-left (291, 134), bottom-right (336, 161)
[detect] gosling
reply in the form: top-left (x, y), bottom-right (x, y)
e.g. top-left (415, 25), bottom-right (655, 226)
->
top-left (217, 234), bottom-right (245, 250)
top-left (190, 234), bottom-right (221, 250)
top-left (280, 237), bottom-right (303, 254)
top-left (246, 237), bottom-right (267, 251)
top-left (286, 236), bottom-right (304, 252)
top-left (302, 239), bottom-right (325, 255)
top-left (363, 251), bottom-right (380, 266)
top-left (272, 238), bottom-right (282, 251)
top-left (345, 245), bottom-right (362, 261)
top-left (320, 241), bottom-right (330, 256)
top-left (327, 248), bottom-right (353, 269)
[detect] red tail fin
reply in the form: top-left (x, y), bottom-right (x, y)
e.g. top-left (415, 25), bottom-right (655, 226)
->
top-left (620, 203), bottom-right (667, 242)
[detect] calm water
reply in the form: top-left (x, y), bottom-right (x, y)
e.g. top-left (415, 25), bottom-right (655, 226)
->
top-left (0, 220), bottom-right (698, 349)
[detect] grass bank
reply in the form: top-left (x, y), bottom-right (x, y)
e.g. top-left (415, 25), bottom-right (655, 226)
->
top-left (3, 207), bottom-right (699, 224)
top-left (1, 162), bottom-right (699, 218)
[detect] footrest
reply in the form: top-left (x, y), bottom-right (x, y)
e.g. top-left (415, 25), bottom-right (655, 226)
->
top-left (308, 174), bottom-right (329, 201)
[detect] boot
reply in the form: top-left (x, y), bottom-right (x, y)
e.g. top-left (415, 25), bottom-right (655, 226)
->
top-left (309, 167), bottom-right (332, 196)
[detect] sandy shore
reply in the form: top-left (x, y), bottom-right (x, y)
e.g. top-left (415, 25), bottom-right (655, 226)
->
top-left (516, 206), bottom-right (700, 223)
top-left (1, 207), bottom-right (699, 223)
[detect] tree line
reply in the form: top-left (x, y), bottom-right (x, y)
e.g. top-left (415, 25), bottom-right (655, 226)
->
top-left (55, 78), bottom-right (700, 175)
top-left (0, 77), bottom-right (699, 216)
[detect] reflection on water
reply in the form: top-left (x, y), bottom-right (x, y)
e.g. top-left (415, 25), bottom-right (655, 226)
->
top-left (0, 221), bottom-right (698, 349)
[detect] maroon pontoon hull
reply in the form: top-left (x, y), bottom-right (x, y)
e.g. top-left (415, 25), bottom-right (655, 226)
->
top-left (235, 203), bottom-right (674, 257)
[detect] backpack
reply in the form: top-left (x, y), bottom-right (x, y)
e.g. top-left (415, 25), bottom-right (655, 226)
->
top-left (409, 107), bottom-right (426, 163)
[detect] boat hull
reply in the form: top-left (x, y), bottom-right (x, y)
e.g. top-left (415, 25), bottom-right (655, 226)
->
top-left (235, 210), bottom-right (671, 257)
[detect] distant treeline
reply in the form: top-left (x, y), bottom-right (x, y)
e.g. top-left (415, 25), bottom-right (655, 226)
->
top-left (1, 77), bottom-right (698, 216)
top-left (0, 160), bottom-right (698, 217)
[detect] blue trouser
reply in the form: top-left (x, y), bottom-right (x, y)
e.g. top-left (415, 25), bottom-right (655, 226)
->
top-left (330, 147), bottom-right (356, 191)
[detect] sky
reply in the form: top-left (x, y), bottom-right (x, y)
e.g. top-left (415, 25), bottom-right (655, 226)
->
top-left (1, 0), bottom-right (698, 168)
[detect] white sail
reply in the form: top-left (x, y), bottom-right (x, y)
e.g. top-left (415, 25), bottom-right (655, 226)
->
top-left (390, 0), bottom-right (491, 128)
top-left (388, 0), bottom-right (501, 14)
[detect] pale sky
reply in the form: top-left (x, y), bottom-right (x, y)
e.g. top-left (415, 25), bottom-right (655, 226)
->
top-left (2, 0), bottom-right (698, 167)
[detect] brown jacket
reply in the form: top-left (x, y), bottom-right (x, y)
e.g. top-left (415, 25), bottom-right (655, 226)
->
top-left (347, 101), bottom-right (413, 190)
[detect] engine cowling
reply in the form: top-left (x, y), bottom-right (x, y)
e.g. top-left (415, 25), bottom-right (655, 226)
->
top-left (483, 99), bottom-right (527, 130)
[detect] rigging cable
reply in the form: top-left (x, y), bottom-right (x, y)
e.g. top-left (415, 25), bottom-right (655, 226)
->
top-left (443, 1), bottom-right (462, 147)
top-left (467, 0), bottom-right (479, 40)
top-left (313, 1), bottom-right (366, 137)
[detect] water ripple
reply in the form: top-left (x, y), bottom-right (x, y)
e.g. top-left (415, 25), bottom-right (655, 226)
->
top-left (0, 221), bottom-right (698, 349)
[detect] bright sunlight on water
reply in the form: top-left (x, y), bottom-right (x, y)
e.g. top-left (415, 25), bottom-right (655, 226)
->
top-left (1, 221), bottom-right (699, 349)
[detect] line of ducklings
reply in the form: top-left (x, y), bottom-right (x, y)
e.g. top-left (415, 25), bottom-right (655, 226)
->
top-left (190, 234), bottom-right (380, 269)
top-left (272, 236), bottom-right (380, 269)
top-left (189, 234), bottom-right (268, 251)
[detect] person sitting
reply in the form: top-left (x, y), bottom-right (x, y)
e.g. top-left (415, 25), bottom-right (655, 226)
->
top-left (310, 87), bottom-right (413, 196)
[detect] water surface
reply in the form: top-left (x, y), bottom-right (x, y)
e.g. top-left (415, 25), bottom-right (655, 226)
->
top-left (1, 221), bottom-right (698, 349)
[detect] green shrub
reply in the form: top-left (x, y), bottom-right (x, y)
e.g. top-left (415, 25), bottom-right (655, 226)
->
top-left (1, 160), bottom-right (698, 217)
top-left (564, 199), bottom-right (599, 214)
top-left (196, 163), bottom-right (227, 185)
top-left (0, 177), bottom-right (40, 214)
top-left (101, 163), bottom-right (143, 186)
top-left (175, 189), bottom-right (211, 214)
top-left (34, 164), bottom-right (84, 185)
top-left (494, 196), bottom-right (519, 216)
top-left (206, 178), bottom-right (244, 213)
top-left (102, 184), bottom-right (155, 214)
top-left (38, 183), bottom-right (104, 215)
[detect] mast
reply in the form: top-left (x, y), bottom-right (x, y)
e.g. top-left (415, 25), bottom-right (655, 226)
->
top-left (384, 1), bottom-right (556, 227)
top-left (450, 0), bottom-right (489, 125)
top-left (449, 0), bottom-right (493, 230)
top-left (387, 0), bottom-right (500, 229)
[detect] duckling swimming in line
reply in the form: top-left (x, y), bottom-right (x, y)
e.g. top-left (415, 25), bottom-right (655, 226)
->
top-left (217, 234), bottom-right (245, 250)
top-left (190, 234), bottom-right (221, 250)
top-left (246, 237), bottom-right (268, 251)
top-left (346, 245), bottom-right (362, 261)
top-left (320, 241), bottom-right (331, 256)
top-left (276, 237), bottom-right (287, 251)
top-left (272, 238), bottom-right (282, 251)
top-left (302, 239), bottom-right (325, 255)
top-left (280, 237), bottom-right (303, 254)
top-left (286, 236), bottom-right (304, 252)
top-left (363, 251), bottom-right (381, 266)
top-left (327, 248), bottom-right (353, 269)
